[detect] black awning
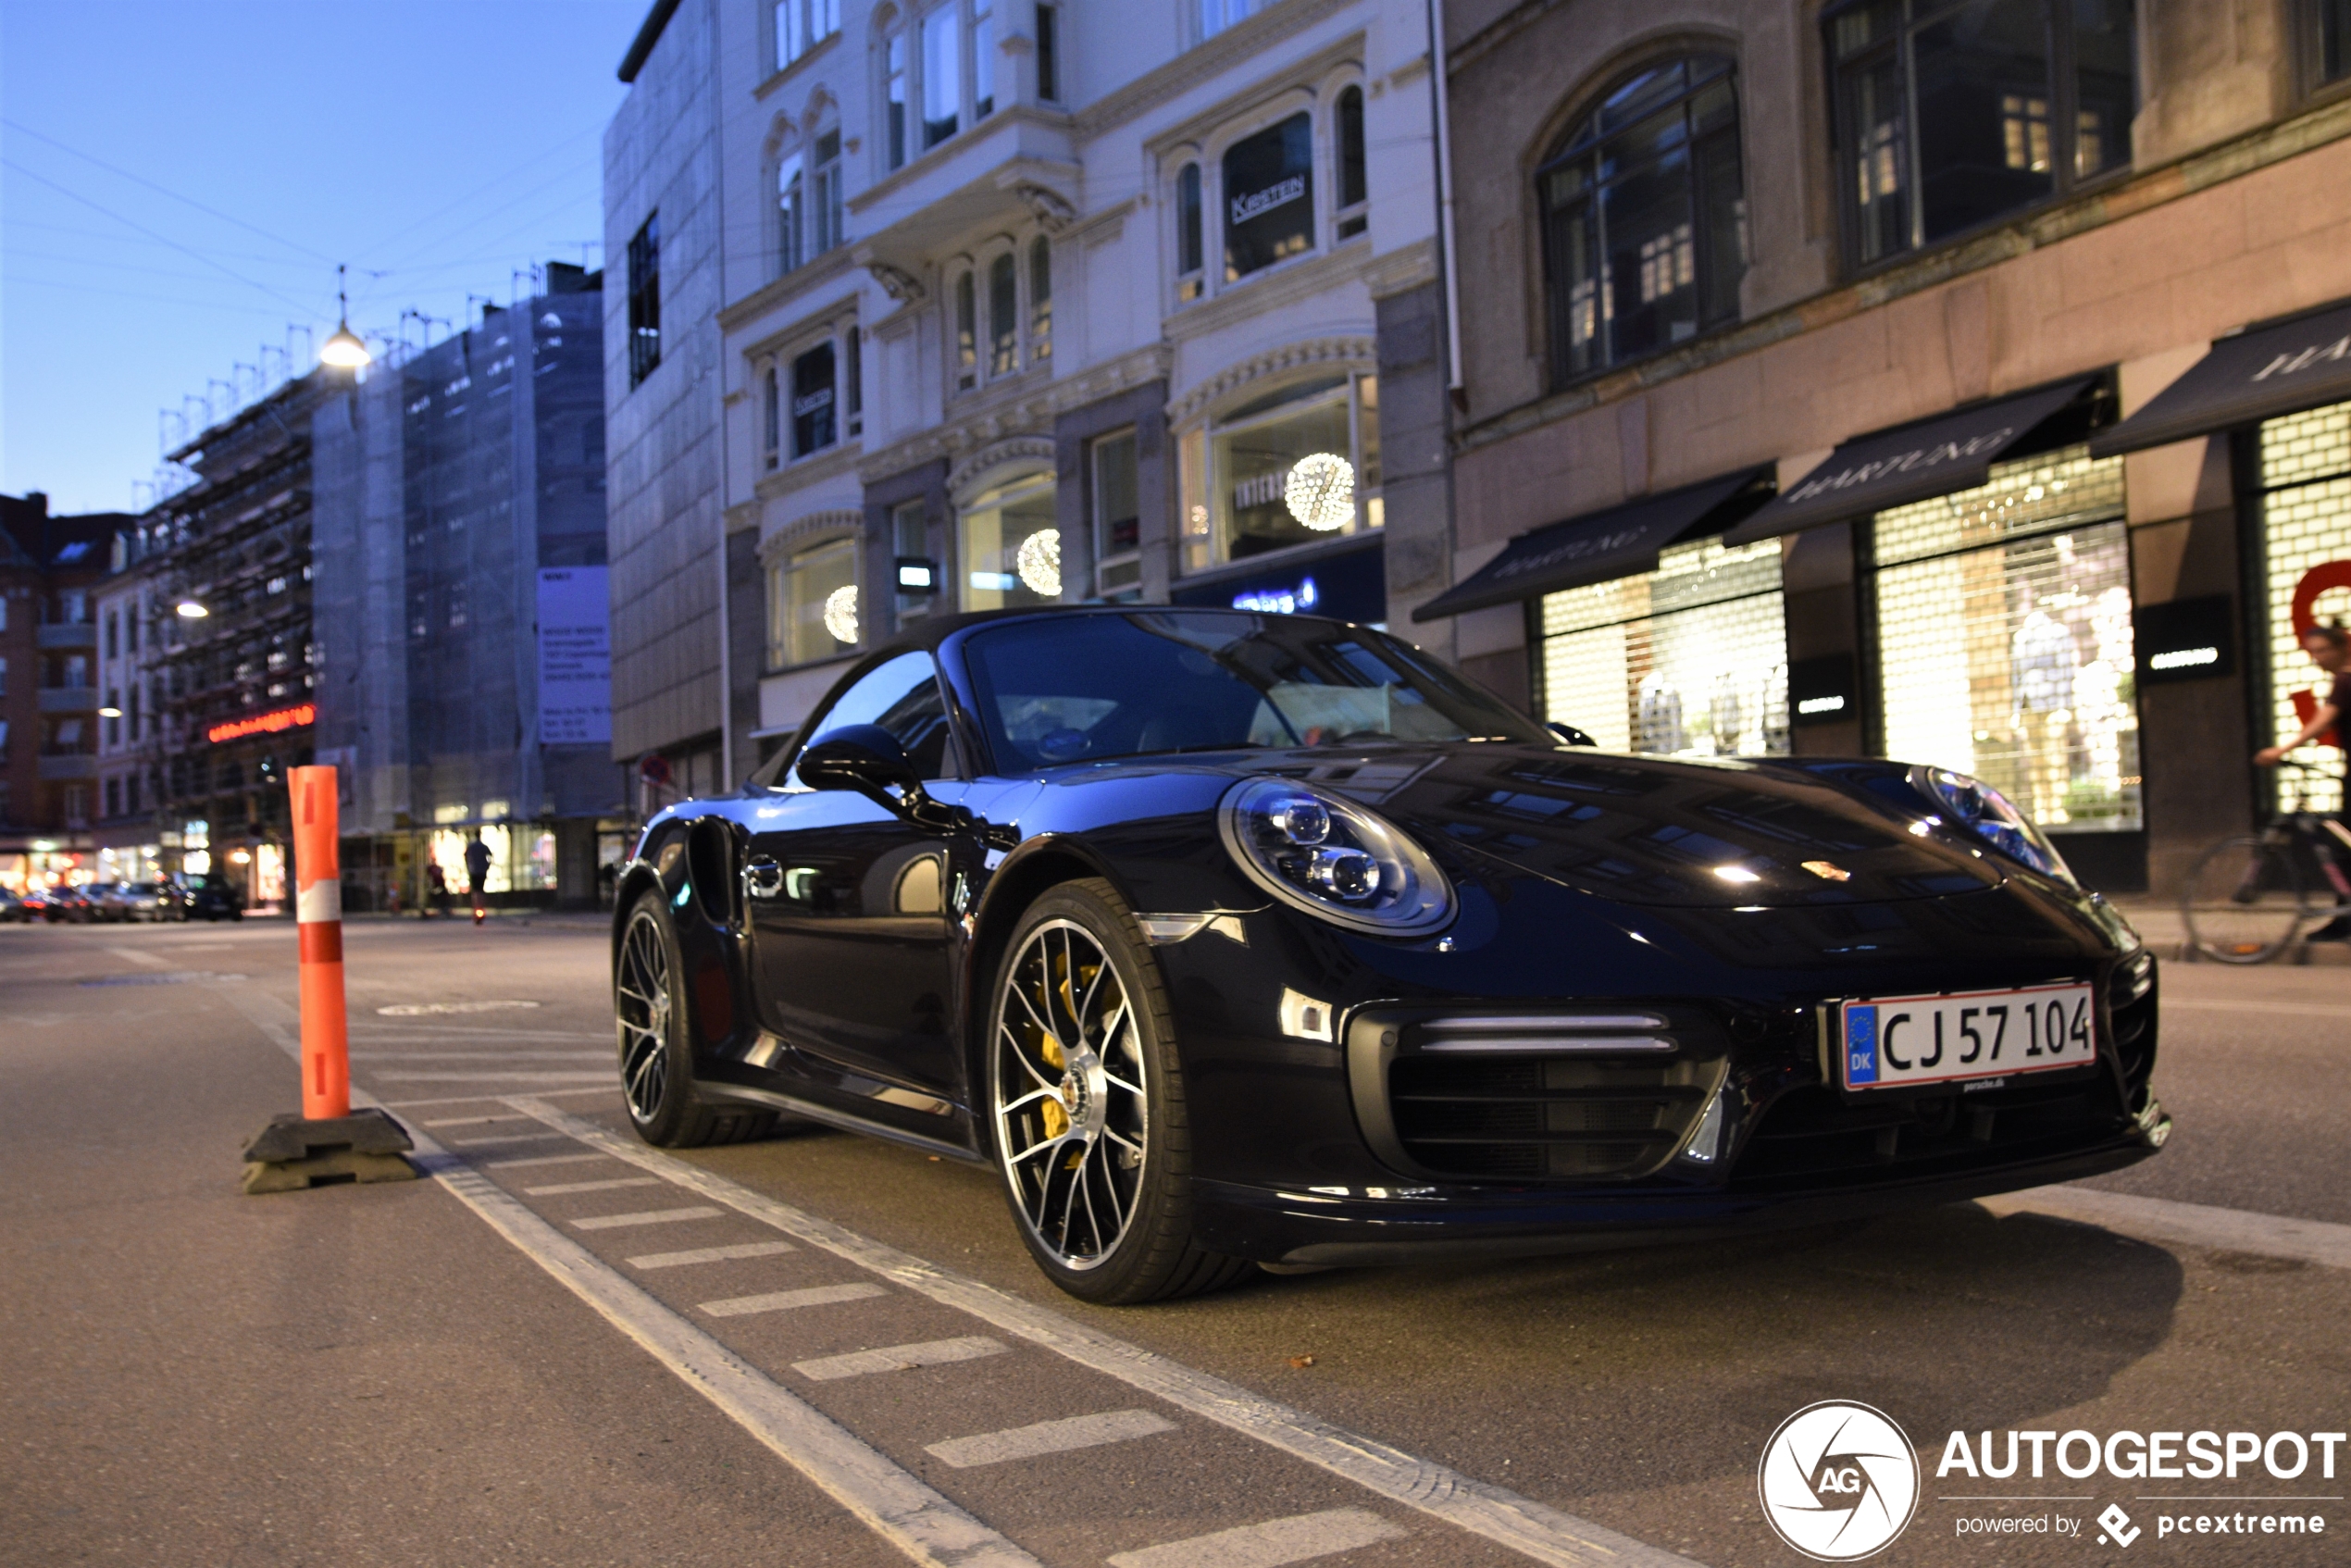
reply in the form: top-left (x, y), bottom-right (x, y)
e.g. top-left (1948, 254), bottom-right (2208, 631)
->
top-left (2090, 300), bottom-right (2351, 457)
top-left (1723, 379), bottom-right (2096, 546)
top-left (1412, 467), bottom-right (1772, 622)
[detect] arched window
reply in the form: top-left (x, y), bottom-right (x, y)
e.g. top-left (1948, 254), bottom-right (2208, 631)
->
top-left (762, 364), bottom-right (780, 468)
top-left (880, 8), bottom-right (909, 168)
top-left (1027, 237), bottom-right (1051, 364)
top-left (810, 122), bottom-right (844, 255)
top-left (1176, 162), bottom-right (1204, 301)
top-left (954, 269), bottom-right (977, 390)
top-left (1334, 85), bottom-right (1366, 241)
top-left (988, 252), bottom-right (1018, 376)
top-left (1537, 55), bottom-right (1746, 385)
top-left (777, 146), bottom-right (806, 274)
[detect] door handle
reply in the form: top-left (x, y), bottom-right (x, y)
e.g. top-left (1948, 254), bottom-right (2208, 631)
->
top-left (743, 857), bottom-right (785, 899)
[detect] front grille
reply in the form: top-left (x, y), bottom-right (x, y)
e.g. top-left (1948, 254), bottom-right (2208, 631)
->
top-left (1729, 1076), bottom-right (2123, 1190)
top-left (1348, 1004), bottom-right (1737, 1184)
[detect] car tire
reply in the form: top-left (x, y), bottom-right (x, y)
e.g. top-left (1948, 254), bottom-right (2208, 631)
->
top-left (986, 877), bottom-right (1250, 1306)
top-left (614, 890), bottom-right (775, 1149)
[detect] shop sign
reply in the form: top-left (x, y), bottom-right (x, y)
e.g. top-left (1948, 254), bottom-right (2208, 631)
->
top-left (2133, 595), bottom-right (2234, 686)
top-left (1787, 653), bottom-right (1858, 726)
top-left (207, 703), bottom-right (314, 744)
top-left (1172, 540), bottom-right (1387, 625)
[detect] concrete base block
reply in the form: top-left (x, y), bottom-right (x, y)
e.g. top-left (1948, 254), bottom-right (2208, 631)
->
top-left (241, 1108), bottom-right (418, 1194)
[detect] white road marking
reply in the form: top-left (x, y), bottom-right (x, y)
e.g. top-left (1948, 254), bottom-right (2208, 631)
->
top-left (422, 1114), bottom-right (535, 1127)
top-left (211, 978), bottom-right (1046, 1568)
top-left (354, 1027), bottom-right (614, 1042)
top-left (524, 1176), bottom-right (663, 1196)
top-left (629, 1241), bottom-right (799, 1269)
top-left (378, 1000), bottom-right (542, 1015)
top-left (376, 1087), bottom-right (613, 1109)
top-left (105, 946), bottom-right (169, 968)
top-left (927, 1409), bottom-right (1176, 1469)
top-left (1107, 1509), bottom-right (1405, 1568)
top-left (2162, 997), bottom-right (2351, 1022)
top-left (490, 1151), bottom-right (612, 1170)
top-left (795, 1337), bottom-right (1008, 1382)
top-left (700, 1283), bottom-right (889, 1317)
top-left (373, 1071), bottom-right (614, 1084)
top-left (1983, 1186), bottom-right (2351, 1269)
top-left (571, 1206), bottom-right (725, 1231)
top-left (449, 1131), bottom-right (576, 1148)
top-left (510, 1097), bottom-right (1704, 1568)
top-left (352, 1051), bottom-right (610, 1062)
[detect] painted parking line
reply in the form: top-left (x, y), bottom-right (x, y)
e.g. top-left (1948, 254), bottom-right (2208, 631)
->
top-left (377, 1086), bottom-right (613, 1110)
top-left (2160, 997), bottom-right (2351, 1021)
top-left (629, 1240), bottom-right (800, 1270)
top-left (524, 1176), bottom-right (663, 1196)
top-left (420, 1114), bottom-right (536, 1128)
top-left (1984, 1185), bottom-right (2351, 1269)
top-left (794, 1337), bottom-right (1009, 1382)
top-left (1107, 1509), bottom-right (1405, 1568)
top-left (449, 1130), bottom-right (578, 1149)
top-left (105, 946), bottom-right (170, 968)
top-left (352, 1051), bottom-right (610, 1062)
top-left (508, 1096), bottom-right (1705, 1568)
top-left (570, 1206), bottom-right (726, 1231)
top-left (212, 979), bottom-right (1044, 1568)
top-left (699, 1283), bottom-right (889, 1318)
top-left (489, 1151), bottom-right (613, 1170)
top-left (927, 1409), bottom-right (1176, 1469)
top-left (374, 1071), bottom-right (615, 1084)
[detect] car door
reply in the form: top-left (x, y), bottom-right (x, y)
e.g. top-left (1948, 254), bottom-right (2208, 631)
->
top-left (745, 650), bottom-right (966, 1105)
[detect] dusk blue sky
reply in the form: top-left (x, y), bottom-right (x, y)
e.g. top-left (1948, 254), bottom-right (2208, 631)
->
top-left (1, 0), bottom-right (643, 515)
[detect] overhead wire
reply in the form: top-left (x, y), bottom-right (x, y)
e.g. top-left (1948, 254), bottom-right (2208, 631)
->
top-left (1, 117), bottom-right (340, 264)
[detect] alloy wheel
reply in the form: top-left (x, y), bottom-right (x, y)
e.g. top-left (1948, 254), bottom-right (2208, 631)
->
top-left (616, 908), bottom-right (674, 1119)
top-left (991, 919), bottom-right (1149, 1270)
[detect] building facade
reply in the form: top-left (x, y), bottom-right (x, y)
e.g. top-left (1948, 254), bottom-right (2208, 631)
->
top-left (311, 268), bottom-right (623, 910)
top-left (607, 0), bottom-right (1455, 781)
top-left (92, 528), bottom-right (167, 885)
top-left (0, 493), bottom-right (131, 892)
top-left (1426, 0), bottom-right (2351, 895)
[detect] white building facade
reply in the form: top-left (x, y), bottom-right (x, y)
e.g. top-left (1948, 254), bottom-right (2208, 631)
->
top-left (608, 0), bottom-right (1466, 780)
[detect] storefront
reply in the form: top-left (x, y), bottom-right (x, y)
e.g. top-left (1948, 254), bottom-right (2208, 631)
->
top-left (959, 472), bottom-right (1060, 611)
top-left (1170, 534), bottom-right (1388, 626)
top-left (1176, 373), bottom-right (1382, 576)
top-left (2251, 401), bottom-right (2351, 815)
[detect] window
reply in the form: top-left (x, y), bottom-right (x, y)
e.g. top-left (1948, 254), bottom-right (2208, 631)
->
top-left (1541, 537), bottom-right (1789, 757)
top-left (792, 342), bottom-right (838, 457)
top-left (1028, 238), bottom-right (1051, 364)
top-left (0, 655), bottom-right (7, 697)
top-left (1179, 373), bottom-right (1382, 572)
top-left (844, 325), bottom-right (864, 438)
top-left (106, 691), bottom-right (119, 748)
top-left (1538, 56), bottom-right (1745, 385)
top-left (770, 535), bottom-right (861, 667)
top-left (105, 611), bottom-right (118, 660)
top-left (1335, 85), bottom-right (1367, 241)
top-left (1872, 447), bottom-right (2137, 831)
top-left (2256, 400), bottom-right (2351, 814)
top-left (922, 6), bottom-right (959, 148)
top-left (768, 649), bottom-right (954, 785)
top-left (893, 498), bottom-right (931, 619)
top-left (1037, 3), bottom-right (1060, 101)
top-left (887, 28), bottom-right (910, 168)
top-left (1197, 0), bottom-right (1269, 42)
top-left (811, 127), bottom-right (844, 255)
top-left (763, 365), bottom-right (781, 468)
top-left (2307, 0), bottom-right (2351, 91)
top-left (960, 474), bottom-right (1060, 609)
top-left (955, 270), bottom-right (978, 390)
top-left (777, 0), bottom-right (840, 70)
top-left (972, 0), bottom-right (995, 119)
top-left (1827, 0), bottom-right (2134, 268)
top-left (106, 778), bottom-right (121, 819)
top-left (1224, 113), bottom-right (1314, 280)
top-left (627, 214), bottom-right (660, 386)
top-left (1092, 430), bottom-right (1141, 596)
top-left (777, 149), bottom-right (805, 273)
top-left (1176, 163), bottom-right (1204, 301)
top-left (989, 253), bottom-right (1018, 375)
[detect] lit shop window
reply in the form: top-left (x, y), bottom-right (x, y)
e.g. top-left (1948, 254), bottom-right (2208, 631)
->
top-left (770, 535), bottom-right (861, 668)
top-left (2258, 400), bottom-right (2351, 814)
top-left (1539, 537), bottom-right (1789, 757)
top-left (1092, 430), bottom-right (1141, 598)
top-left (1871, 447), bottom-right (2139, 831)
top-left (1178, 375), bottom-right (1380, 572)
top-left (960, 474), bottom-right (1059, 611)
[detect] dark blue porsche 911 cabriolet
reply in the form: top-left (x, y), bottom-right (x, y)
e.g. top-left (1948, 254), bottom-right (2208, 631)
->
top-left (609, 607), bottom-right (2166, 1302)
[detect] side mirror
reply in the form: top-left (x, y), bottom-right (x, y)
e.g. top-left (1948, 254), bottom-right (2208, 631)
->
top-left (798, 724), bottom-right (919, 799)
top-left (1548, 721), bottom-right (1598, 748)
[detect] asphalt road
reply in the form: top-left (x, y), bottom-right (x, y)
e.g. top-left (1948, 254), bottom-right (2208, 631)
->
top-left (4, 914), bottom-right (2345, 1568)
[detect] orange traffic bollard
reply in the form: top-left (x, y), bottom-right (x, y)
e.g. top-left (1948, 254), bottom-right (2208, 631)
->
top-left (292, 765), bottom-right (350, 1121)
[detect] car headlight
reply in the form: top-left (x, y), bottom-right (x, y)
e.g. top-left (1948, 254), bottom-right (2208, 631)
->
top-left (1913, 766), bottom-right (2074, 883)
top-left (1217, 777), bottom-right (1453, 936)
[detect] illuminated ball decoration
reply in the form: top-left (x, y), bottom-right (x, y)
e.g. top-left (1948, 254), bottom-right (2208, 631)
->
top-left (1015, 529), bottom-right (1062, 597)
top-left (821, 584), bottom-right (860, 645)
top-left (1284, 453), bottom-right (1356, 531)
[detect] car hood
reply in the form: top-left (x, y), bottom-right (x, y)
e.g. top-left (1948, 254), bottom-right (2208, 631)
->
top-left (1047, 743), bottom-right (2008, 910)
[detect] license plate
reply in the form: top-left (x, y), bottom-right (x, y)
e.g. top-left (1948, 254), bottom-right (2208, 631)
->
top-left (1840, 983), bottom-right (2096, 1090)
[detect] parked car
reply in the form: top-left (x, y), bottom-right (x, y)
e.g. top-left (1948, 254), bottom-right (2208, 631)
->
top-left (0, 888), bottom-right (27, 923)
top-left (608, 607), bottom-right (2166, 1304)
top-left (101, 881), bottom-right (168, 922)
top-left (44, 884), bottom-right (101, 923)
top-left (167, 871), bottom-right (246, 922)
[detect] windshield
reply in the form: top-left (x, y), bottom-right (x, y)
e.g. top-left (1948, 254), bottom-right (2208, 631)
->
top-left (960, 611), bottom-right (1548, 773)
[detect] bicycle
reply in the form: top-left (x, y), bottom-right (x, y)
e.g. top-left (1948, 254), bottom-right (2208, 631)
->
top-left (2180, 760), bottom-right (2351, 963)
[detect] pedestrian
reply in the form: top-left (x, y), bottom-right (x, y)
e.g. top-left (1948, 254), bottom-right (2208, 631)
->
top-left (426, 859), bottom-right (448, 919)
top-left (2255, 618), bottom-right (2351, 940)
top-left (464, 832), bottom-right (492, 927)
